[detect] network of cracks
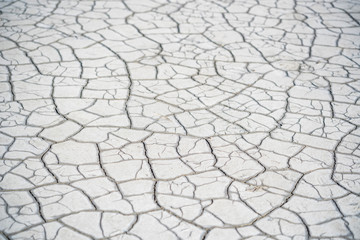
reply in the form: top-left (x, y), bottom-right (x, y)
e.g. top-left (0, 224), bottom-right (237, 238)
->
top-left (0, 0), bottom-right (360, 239)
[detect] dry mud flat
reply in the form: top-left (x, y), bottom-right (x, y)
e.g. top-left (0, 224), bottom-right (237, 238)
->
top-left (0, 0), bottom-right (359, 239)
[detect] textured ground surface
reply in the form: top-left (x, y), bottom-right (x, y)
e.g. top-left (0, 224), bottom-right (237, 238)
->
top-left (0, 0), bottom-right (360, 239)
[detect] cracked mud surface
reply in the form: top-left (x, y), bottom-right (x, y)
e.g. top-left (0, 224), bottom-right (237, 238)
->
top-left (0, 0), bottom-right (360, 239)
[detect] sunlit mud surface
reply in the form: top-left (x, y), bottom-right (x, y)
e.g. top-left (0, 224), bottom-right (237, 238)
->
top-left (0, 0), bottom-right (360, 239)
